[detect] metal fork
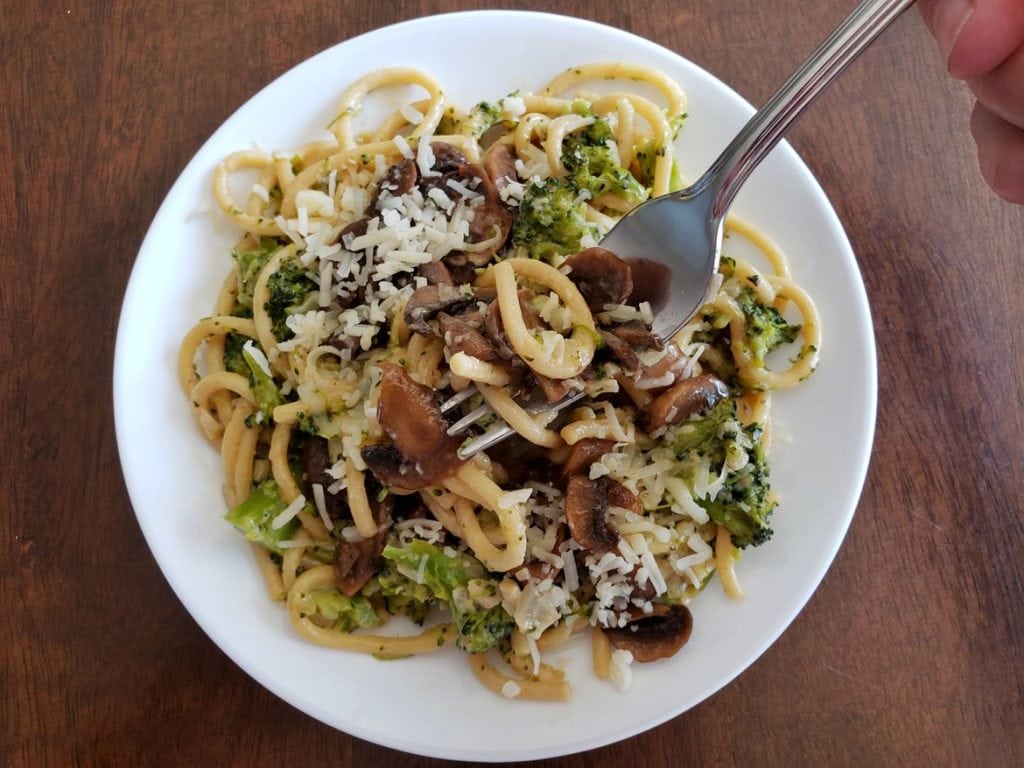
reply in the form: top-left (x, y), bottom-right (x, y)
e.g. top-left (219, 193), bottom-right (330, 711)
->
top-left (444, 0), bottom-right (913, 459)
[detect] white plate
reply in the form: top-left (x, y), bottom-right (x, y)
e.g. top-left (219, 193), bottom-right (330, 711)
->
top-left (114, 10), bottom-right (876, 762)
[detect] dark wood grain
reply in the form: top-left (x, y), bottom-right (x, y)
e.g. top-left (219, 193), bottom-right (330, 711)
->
top-left (3, 1), bottom-right (1022, 766)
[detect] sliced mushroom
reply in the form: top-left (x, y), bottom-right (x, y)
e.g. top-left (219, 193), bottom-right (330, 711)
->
top-left (599, 329), bottom-right (640, 372)
top-left (369, 157), bottom-right (418, 211)
top-left (563, 247), bottom-right (634, 310)
top-left (603, 604), bottom-right (693, 662)
top-left (333, 492), bottom-right (392, 597)
top-left (564, 475), bottom-right (622, 554)
top-left (301, 437), bottom-right (346, 520)
top-left (438, 312), bottom-right (503, 363)
top-left (374, 362), bottom-right (465, 487)
top-left (484, 288), bottom-right (539, 360)
top-left (606, 481), bottom-right (641, 514)
top-left (338, 217), bottom-right (369, 244)
top-left (461, 163), bottom-right (513, 261)
top-left (361, 444), bottom-right (424, 490)
top-left (532, 372), bottom-right (570, 404)
top-left (640, 374), bottom-right (729, 435)
top-left (483, 142), bottom-right (517, 190)
top-left (403, 284), bottom-right (476, 335)
top-left (612, 321), bottom-right (663, 350)
top-left (430, 142), bottom-right (468, 173)
top-left (561, 438), bottom-right (618, 478)
top-left (418, 259), bottom-right (455, 286)
top-left (637, 341), bottom-right (684, 388)
top-left (435, 253), bottom-right (476, 286)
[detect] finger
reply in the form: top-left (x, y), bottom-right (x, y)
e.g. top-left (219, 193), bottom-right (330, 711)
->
top-left (970, 103), bottom-right (1024, 203)
top-left (918, 0), bottom-right (1024, 78)
top-left (969, 44), bottom-right (1024, 128)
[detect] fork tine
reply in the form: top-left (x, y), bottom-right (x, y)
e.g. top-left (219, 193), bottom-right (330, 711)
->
top-left (445, 403), bottom-right (492, 436)
top-left (440, 387), bottom-right (478, 413)
top-left (456, 423), bottom-right (517, 459)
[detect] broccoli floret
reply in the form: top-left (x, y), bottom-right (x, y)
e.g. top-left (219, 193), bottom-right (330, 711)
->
top-left (696, 428), bottom-right (775, 548)
top-left (230, 238), bottom-right (283, 317)
top-left (266, 258), bottom-right (315, 340)
top-left (377, 560), bottom-right (435, 624)
top-left (450, 597), bottom-right (515, 654)
top-left (562, 117), bottom-right (647, 206)
top-left (735, 289), bottom-right (800, 367)
top-left (240, 340), bottom-right (281, 420)
top-left (381, 540), bottom-right (512, 653)
top-left (295, 587), bottom-right (384, 632)
top-left (670, 398), bottom-right (736, 459)
top-left (224, 479), bottom-right (300, 555)
top-left (511, 178), bottom-right (591, 261)
top-left (222, 332), bottom-right (249, 376)
top-left (632, 137), bottom-right (683, 192)
top-left (460, 100), bottom-right (502, 138)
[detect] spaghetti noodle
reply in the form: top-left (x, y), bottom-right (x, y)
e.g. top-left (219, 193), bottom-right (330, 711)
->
top-left (180, 63), bottom-right (820, 700)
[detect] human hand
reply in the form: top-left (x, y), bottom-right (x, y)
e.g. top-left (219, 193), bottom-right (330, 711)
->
top-left (918, 0), bottom-right (1024, 203)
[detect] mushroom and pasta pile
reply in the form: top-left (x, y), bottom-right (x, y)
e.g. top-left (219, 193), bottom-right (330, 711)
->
top-left (179, 64), bottom-right (820, 699)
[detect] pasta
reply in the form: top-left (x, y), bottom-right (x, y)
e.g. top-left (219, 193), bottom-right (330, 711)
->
top-left (180, 63), bottom-right (820, 700)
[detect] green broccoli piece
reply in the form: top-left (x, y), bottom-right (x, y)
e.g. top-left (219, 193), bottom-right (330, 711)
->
top-left (230, 238), bottom-right (282, 317)
top-left (224, 479), bottom-right (300, 555)
top-left (562, 117), bottom-right (648, 206)
top-left (222, 332), bottom-right (249, 377)
top-left (381, 540), bottom-right (512, 653)
top-left (240, 340), bottom-right (281, 420)
top-left (671, 398), bottom-right (736, 458)
top-left (633, 137), bottom-right (683, 192)
top-left (265, 258), bottom-right (316, 340)
top-left (511, 178), bottom-right (591, 261)
top-left (296, 587), bottom-right (384, 632)
top-left (449, 597), bottom-right (515, 654)
top-left (735, 289), bottom-right (800, 367)
top-left (460, 100), bottom-right (502, 138)
top-left (377, 559), bottom-right (435, 625)
top-left (696, 429), bottom-right (775, 548)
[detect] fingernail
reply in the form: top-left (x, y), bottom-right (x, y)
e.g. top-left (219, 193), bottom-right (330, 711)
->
top-left (932, 0), bottom-right (974, 65)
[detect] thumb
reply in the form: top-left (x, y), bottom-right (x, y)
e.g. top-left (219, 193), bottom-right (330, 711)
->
top-left (918, 0), bottom-right (1024, 78)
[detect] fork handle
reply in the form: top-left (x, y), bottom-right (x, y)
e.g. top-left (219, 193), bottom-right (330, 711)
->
top-left (700, 0), bottom-right (915, 218)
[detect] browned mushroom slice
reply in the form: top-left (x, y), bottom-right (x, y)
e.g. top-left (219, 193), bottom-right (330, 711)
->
top-left (375, 362), bottom-right (465, 485)
top-left (301, 436), bottom-right (346, 520)
top-left (483, 142), bottom-right (518, 190)
top-left (612, 321), bottom-right (663, 350)
top-left (532, 372), bottom-right (570, 403)
top-left (438, 312), bottom-right (503, 363)
top-left (563, 247), bottom-right (634, 310)
top-left (403, 284), bottom-right (476, 335)
top-left (565, 475), bottom-right (622, 554)
top-left (603, 604), bottom-right (693, 662)
top-left (599, 329), bottom-right (640, 372)
top-left (418, 259), bottom-right (455, 286)
top-left (338, 217), bottom-right (370, 245)
top-left (333, 492), bottom-right (392, 597)
top-left (561, 438), bottom-right (618, 478)
top-left (606, 481), bottom-right (641, 514)
top-left (640, 374), bottom-right (729, 435)
top-left (636, 341), bottom-right (684, 389)
top-left (368, 157), bottom-right (418, 212)
top-left (484, 288), bottom-right (540, 360)
top-left (360, 444), bottom-right (434, 491)
top-left (461, 163), bottom-right (513, 262)
top-left (430, 142), bottom-right (469, 173)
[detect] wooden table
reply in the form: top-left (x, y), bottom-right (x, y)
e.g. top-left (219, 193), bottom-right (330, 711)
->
top-left (4, 1), bottom-right (1022, 765)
